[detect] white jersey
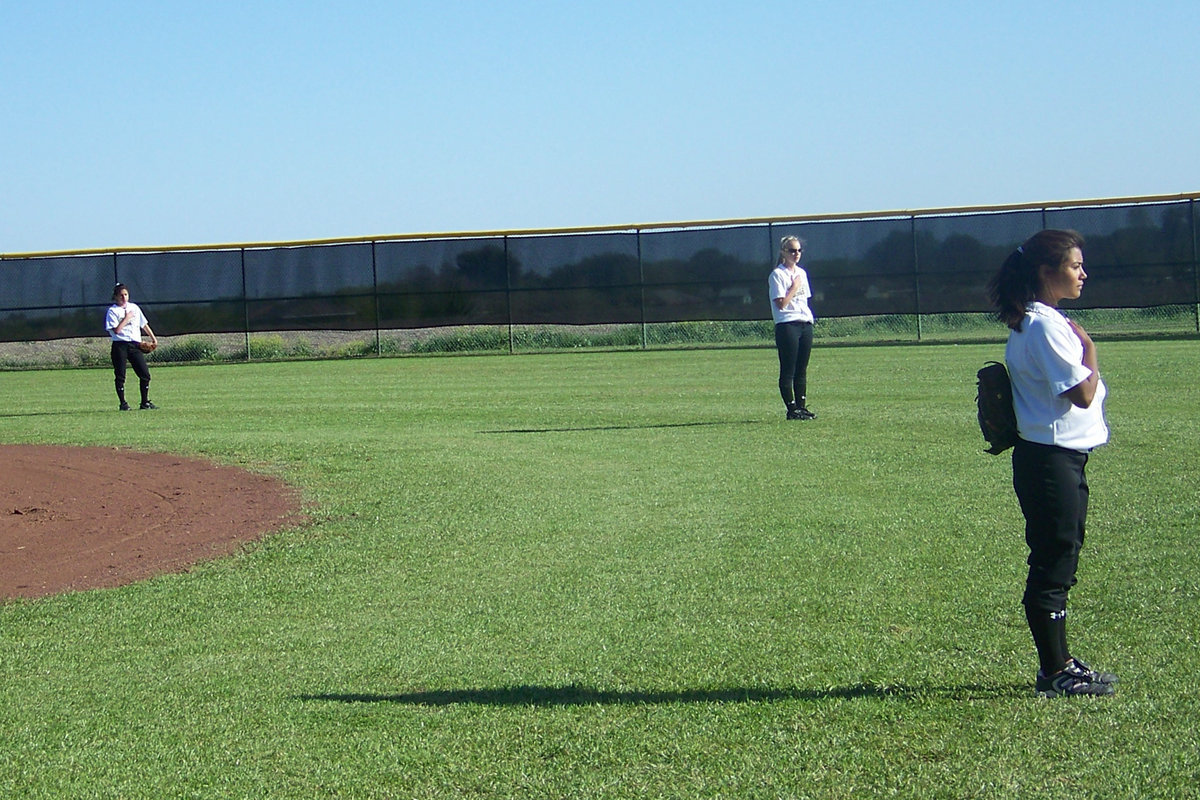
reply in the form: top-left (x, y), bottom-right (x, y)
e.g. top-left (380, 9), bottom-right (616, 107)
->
top-left (1005, 302), bottom-right (1108, 452)
top-left (768, 264), bottom-right (814, 325)
top-left (105, 301), bottom-right (149, 343)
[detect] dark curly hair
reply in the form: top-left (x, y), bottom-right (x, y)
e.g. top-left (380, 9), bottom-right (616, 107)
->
top-left (987, 229), bottom-right (1085, 331)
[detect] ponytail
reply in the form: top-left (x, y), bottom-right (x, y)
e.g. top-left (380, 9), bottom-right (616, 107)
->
top-left (987, 229), bottom-right (1084, 331)
top-left (988, 249), bottom-right (1034, 331)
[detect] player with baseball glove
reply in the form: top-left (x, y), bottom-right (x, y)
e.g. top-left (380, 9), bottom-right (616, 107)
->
top-left (104, 283), bottom-right (159, 410)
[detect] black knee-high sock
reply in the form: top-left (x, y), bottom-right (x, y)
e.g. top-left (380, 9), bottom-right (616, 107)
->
top-left (1026, 606), bottom-right (1069, 675)
top-left (1057, 610), bottom-right (1071, 665)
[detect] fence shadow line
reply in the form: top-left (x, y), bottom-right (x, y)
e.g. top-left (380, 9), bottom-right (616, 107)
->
top-left (0, 411), bottom-right (98, 419)
top-left (481, 420), bottom-right (761, 434)
top-left (296, 682), bottom-right (1024, 706)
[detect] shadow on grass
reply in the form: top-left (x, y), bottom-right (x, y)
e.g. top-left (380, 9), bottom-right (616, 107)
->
top-left (0, 410), bottom-right (103, 418)
top-left (297, 683), bottom-right (1026, 706)
top-left (482, 420), bottom-right (762, 435)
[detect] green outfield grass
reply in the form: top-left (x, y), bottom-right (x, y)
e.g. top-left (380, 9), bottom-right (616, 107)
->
top-left (1, 342), bottom-right (1198, 798)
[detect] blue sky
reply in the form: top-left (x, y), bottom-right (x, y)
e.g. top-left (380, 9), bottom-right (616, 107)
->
top-left (3, 0), bottom-right (1198, 254)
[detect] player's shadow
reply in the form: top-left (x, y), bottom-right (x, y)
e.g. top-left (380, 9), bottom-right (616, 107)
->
top-left (482, 420), bottom-right (761, 435)
top-left (0, 410), bottom-right (100, 418)
top-left (297, 683), bottom-right (1023, 706)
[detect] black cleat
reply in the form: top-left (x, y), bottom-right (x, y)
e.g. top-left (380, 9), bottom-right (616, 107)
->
top-left (1069, 657), bottom-right (1118, 686)
top-left (1036, 661), bottom-right (1116, 698)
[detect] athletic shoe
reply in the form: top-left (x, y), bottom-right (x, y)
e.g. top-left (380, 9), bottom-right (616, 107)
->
top-left (1036, 661), bottom-right (1116, 698)
top-left (797, 406), bottom-right (817, 420)
top-left (119, 402), bottom-right (131, 411)
top-left (139, 401), bottom-right (157, 410)
top-left (1070, 657), bottom-right (1119, 686)
top-left (786, 408), bottom-right (805, 420)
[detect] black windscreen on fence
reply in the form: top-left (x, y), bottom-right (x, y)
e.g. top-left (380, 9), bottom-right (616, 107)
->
top-left (243, 243), bottom-right (376, 332)
top-left (783, 216), bottom-right (919, 317)
top-left (2, 196), bottom-right (1197, 343)
top-left (507, 232), bottom-right (642, 325)
top-left (639, 225), bottom-right (768, 323)
top-left (1044, 203), bottom-right (1198, 309)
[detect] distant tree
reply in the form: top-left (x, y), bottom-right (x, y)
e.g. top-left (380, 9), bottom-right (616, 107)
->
top-left (454, 245), bottom-right (512, 289)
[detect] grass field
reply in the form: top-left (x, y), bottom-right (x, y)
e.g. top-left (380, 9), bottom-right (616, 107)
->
top-left (1, 341), bottom-right (1198, 799)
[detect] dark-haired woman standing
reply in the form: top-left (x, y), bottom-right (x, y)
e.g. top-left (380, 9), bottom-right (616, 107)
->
top-left (105, 283), bottom-right (158, 411)
top-left (988, 229), bottom-right (1117, 698)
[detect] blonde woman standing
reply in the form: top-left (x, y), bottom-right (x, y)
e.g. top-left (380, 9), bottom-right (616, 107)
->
top-left (768, 236), bottom-right (816, 420)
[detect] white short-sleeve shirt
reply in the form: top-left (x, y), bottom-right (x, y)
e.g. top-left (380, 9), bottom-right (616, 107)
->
top-left (768, 265), bottom-right (814, 325)
top-left (1005, 301), bottom-right (1108, 451)
top-left (105, 301), bottom-right (148, 343)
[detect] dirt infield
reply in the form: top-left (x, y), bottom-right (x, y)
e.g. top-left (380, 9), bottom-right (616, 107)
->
top-left (1, 445), bottom-right (305, 600)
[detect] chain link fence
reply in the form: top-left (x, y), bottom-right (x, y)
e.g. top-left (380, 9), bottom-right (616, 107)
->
top-left (3, 195), bottom-right (1197, 370)
top-left (3, 305), bottom-right (1195, 370)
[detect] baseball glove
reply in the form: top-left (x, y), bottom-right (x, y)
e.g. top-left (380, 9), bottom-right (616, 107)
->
top-left (976, 360), bottom-right (1018, 455)
top-left (138, 341), bottom-right (157, 353)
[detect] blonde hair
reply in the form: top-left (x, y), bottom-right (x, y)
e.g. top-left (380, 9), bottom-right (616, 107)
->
top-left (778, 236), bottom-right (806, 265)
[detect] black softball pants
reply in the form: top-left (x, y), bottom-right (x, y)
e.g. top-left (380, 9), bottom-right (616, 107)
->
top-left (774, 321), bottom-right (813, 407)
top-left (111, 341), bottom-right (151, 403)
top-left (1012, 439), bottom-right (1089, 613)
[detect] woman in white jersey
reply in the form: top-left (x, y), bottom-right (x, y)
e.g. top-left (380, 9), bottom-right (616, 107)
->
top-left (768, 236), bottom-right (816, 420)
top-left (105, 283), bottom-right (158, 411)
top-left (987, 229), bottom-right (1116, 698)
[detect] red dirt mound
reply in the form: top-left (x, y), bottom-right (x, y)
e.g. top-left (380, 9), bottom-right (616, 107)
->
top-left (1, 445), bottom-right (305, 600)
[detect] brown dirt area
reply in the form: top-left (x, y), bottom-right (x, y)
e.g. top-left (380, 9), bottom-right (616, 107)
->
top-left (1, 444), bottom-right (305, 600)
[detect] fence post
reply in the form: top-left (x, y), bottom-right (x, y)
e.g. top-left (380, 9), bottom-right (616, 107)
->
top-left (505, 236), bottom-right (514, 354)
top-left (911, 216), bottom-right (923, 342)
top-left (637, 229), bottom-right (647, 350)
top-left (241, 248), bottom-right (251, 361)
top-left (371, 240), bottom-right (381, 356)
top-left (1192, 198), bottom-right (1199, 333)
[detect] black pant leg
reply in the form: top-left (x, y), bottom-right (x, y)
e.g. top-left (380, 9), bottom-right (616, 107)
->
top-left (127, 346), bottom-right (151, 402)
top-left (1012, 440), bottom-right (1088, 612)
top-left (774, 323), bottom-right (801, 406)
top-left (111, 341), bottom-right (129, 398)
top-left (794, 322), bottom-right (813, 404)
